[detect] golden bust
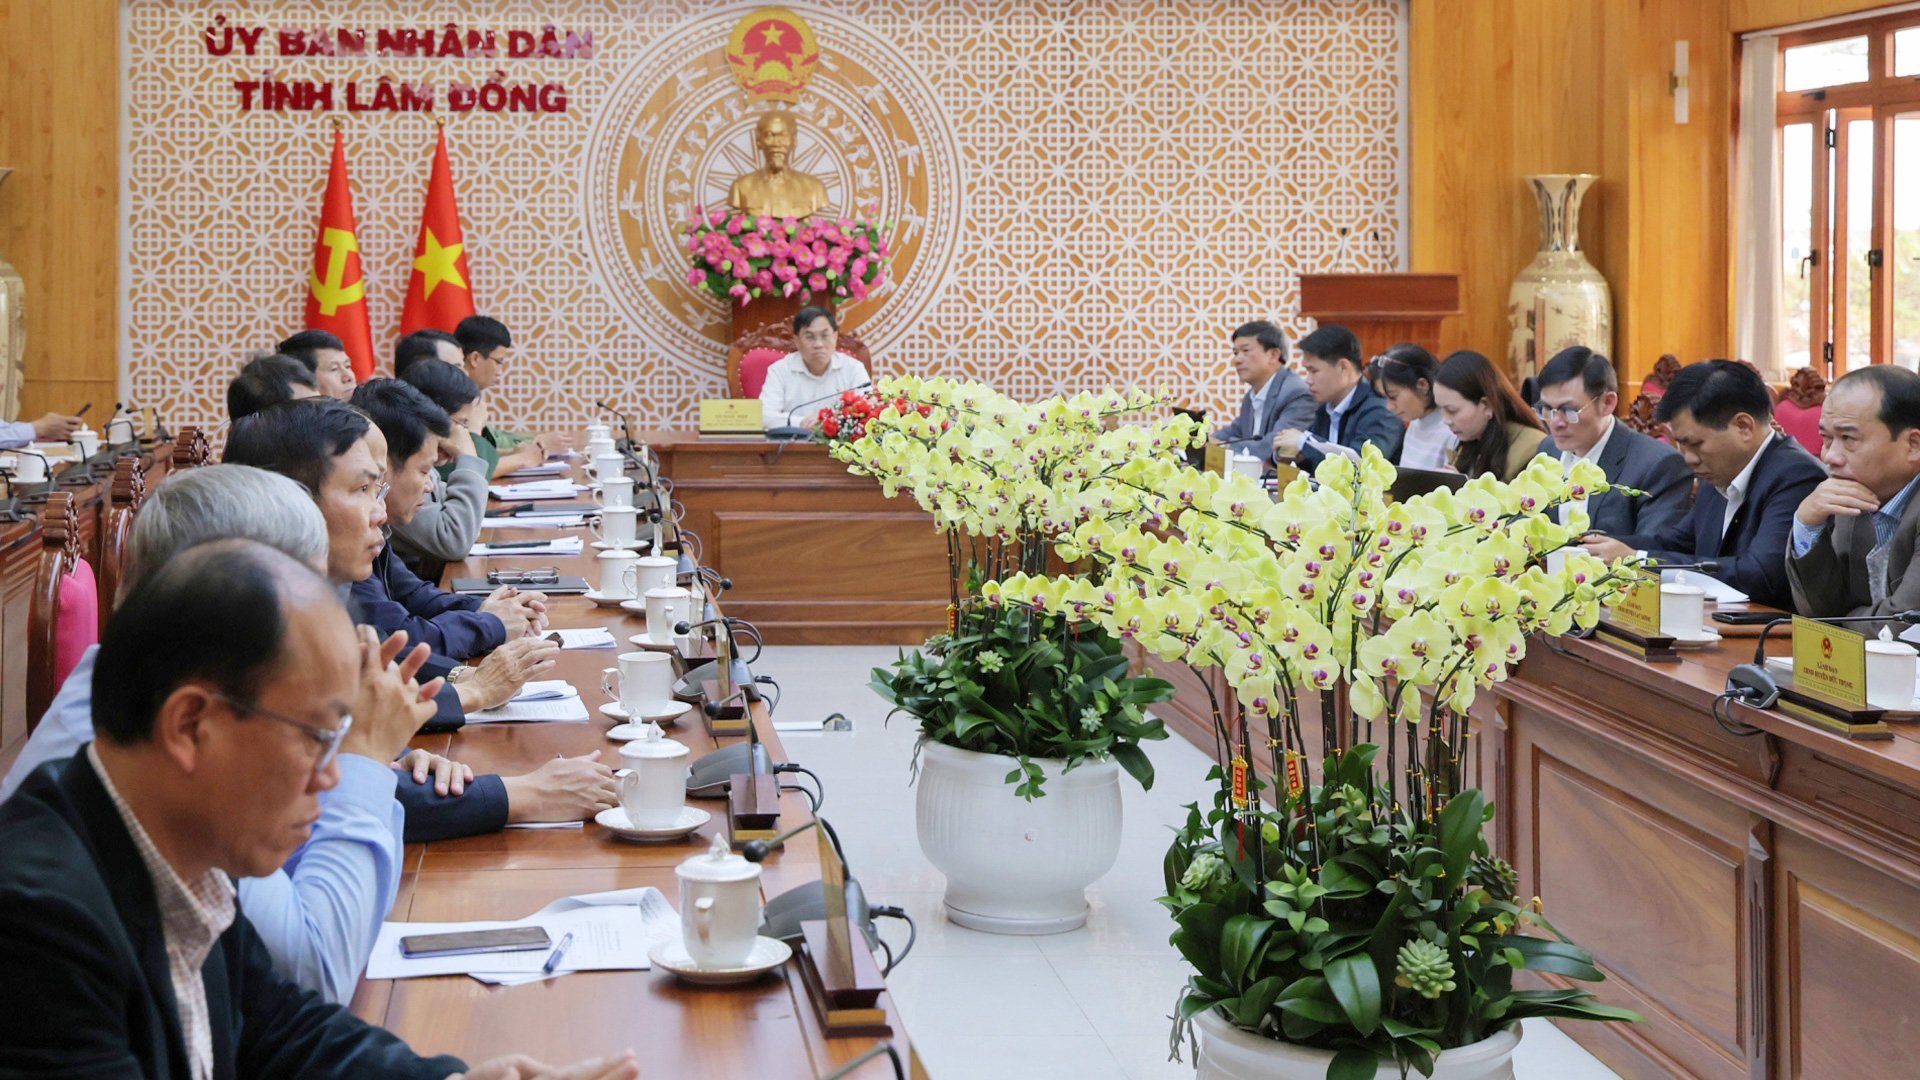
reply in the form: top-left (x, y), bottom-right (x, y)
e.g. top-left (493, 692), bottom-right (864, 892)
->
top-left (727, 111), bottom-right (830, 221)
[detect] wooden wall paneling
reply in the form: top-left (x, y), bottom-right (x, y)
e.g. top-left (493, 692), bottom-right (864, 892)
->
top-left (1772, 827), bottom-right (1920, 1078)
top-left (1731, 0), bottom-right (1895, 33)
top-left (0, 0), bottom-right (121, 422)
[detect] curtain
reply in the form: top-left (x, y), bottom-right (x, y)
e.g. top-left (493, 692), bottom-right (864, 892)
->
top-left (1733, 36), bottom-right (1784, 378)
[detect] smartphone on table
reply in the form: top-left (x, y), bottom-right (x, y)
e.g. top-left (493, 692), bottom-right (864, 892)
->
top-left (399, 926), bottom-right (552, 959)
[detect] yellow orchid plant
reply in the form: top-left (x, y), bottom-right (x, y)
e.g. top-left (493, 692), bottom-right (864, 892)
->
top-left (831, 377), bottom-right (1209, 797)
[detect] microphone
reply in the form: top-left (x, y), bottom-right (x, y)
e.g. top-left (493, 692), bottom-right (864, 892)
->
top-left (1750, 610), bottom-right (1920, 664)
top-left (767, 381), bottom-right (874, 440)
top-left (1652, 560), bottom-right (1721, 575)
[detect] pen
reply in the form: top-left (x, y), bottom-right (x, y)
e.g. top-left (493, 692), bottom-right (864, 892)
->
top-left (74, 402), bottom-right (92, 419)
top-left (541, 931), bottom-right (573, 976)
top-left (485, 540), bottom-right (554, 551)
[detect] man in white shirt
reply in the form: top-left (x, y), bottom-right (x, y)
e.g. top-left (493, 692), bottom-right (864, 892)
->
top-left (758, 306), bottom-right (871, 432)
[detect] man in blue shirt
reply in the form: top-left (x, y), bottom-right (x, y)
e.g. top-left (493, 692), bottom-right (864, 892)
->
top-left (1, 409), bottom-right (85, 449)
top-left (1787, 365), bottom-right (1920, 634)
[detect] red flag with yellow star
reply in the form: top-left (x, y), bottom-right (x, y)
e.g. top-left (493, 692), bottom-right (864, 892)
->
top-left (304, 127), bottom-right (376, 380)
top-left (400, 126), bottom-right (475, 337)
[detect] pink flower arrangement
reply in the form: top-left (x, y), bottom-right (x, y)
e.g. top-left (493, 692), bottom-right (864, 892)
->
top-left (682, 206), bottom-right (893, 307)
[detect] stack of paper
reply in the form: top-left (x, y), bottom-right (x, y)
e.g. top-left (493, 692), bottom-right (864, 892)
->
top-left (489, 479), bottom-right (586, 500)
top-left (1662, 569), bottom-right (1748, 604)
top-left (465, 680), bottom-right (590, 723)
top-left (544, 627), bottom-right (617, 650)
top-left (367, 887), bottom-right (681, 984)
top-left (470, 536), bottom-right (584, 557)
top-left (497, 460), bottom-right (571, 479)
top-left (481, 514), bottom-right (589, 530)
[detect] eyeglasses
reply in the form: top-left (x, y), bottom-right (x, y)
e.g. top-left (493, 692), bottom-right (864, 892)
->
top-left (213, 692), bottom-right (352, 777)
top-left (373, 481), bottom-right (392, 503)
top-left (489, 567), bottom-right (559, 586)
top-left (1535, 396), bottom-right (1599, 423)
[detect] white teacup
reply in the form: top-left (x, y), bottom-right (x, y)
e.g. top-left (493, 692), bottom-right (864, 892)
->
top-left (677, 836), bottom-right (763, 968)
top-left (1543, 547), bottom-right (1570, 577)
top-left (596, 548), bottom-right (641, 598)
top-left (602, 650), bottom-right (676, 717)
top-left (1866, 636), bottom-right (1918, 710)
top-left (106, 414), bottom-right (137, 447)
top-left (585, 422), bottom-right (612, 445)
top-left (645, 586), bottom-right (693, 645)
top-left (618, 722), bottom-right (691, 828)
top-left (1659, 583), bottom-right (1706, 639)
top-left (632, 554), bottom-right (677, 598)
top-left (592, 451), bottom-right (626, 483)
top-left (595, 475), bottom-right (634, 510)
top-left (8, 451), bottom-right (48, 484)
top-left (72, 428), bottom-right (101, 458)
top-left (593, 505), bottom-right (640, 549)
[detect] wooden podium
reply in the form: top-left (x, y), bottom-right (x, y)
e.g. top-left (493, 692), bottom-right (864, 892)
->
top-left (1297, 273), bottom-right (1459, 360)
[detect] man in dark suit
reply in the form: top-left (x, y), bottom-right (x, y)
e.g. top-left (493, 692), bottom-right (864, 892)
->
top-left (0, 540), bottom-right (638, 1080)
top-left (1787, 365), bottom-right (1920, 633)
top-left (1273, 323), bottom-right (1404, 470)
top-left (1583, 360), bottom-right (1826, 609)
top-left (1534, 346), bottom-right (1692, 538)
top-left (1210, 320), bottom-right (1316, 464)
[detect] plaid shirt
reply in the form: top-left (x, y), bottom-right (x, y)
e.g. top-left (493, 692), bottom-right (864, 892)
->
top-left (88, 745), bottom-right (236, 1080)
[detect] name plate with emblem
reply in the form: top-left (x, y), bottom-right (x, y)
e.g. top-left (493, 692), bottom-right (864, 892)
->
top-left (1790, 616), bottom-right (1868, 710)
top-left (699, 399), bottom-right (764, 437)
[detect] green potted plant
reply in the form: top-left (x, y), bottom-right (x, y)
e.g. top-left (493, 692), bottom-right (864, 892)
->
top-left (832, 378), bottom-right (1198, 933)
top-left (990, 446), bottom-right (1644, 1075)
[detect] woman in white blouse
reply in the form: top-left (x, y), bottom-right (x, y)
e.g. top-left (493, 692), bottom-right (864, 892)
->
top-left (1367, 343), bottom-right (1456, 471)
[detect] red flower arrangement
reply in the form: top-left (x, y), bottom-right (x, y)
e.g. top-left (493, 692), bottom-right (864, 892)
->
top-left (816, 390), bottom-right (935, 442)
top-left (682, 207), bottom-right (891, 307)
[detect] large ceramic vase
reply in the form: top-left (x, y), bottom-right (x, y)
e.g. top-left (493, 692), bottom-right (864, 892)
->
top-left (0, 169), bottom-right (25, 424)
top-left (1194, 1009), bottom-right (1522, 1080)
top-left (1507, 173), bottom-right (1611, 380)
top-left (914, 740), bottom-right (1122, 935)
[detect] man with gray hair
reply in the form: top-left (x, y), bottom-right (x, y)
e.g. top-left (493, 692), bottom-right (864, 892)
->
top-left (0, 465), bottom-right (444, 1004)
top-left (1210, 319), bottom-right (1315, 464)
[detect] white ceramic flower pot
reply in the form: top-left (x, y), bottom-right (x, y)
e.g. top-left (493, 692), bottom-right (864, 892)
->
top-left (914, 740), bottom-right (1122, 935)
top-left (1194, 1008), bottom-right (1521, 1080)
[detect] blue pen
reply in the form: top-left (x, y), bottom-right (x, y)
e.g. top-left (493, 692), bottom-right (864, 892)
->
top-left (541, 931), bottom-right (574, 976)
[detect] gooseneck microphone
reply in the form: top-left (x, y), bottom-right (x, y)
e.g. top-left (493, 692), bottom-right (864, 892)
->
top-left (766, 381), bottom-right (875, 440)
top-left (1750, 610), bottom-right (1920, 664)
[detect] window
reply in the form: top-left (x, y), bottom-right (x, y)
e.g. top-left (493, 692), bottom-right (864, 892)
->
top-left (1776, 13), bottom-right (1920, 374)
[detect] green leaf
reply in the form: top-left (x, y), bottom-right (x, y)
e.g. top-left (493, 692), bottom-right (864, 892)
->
top-left (1274, 975), bottom-right (1343, 1022)
top-left (1497, 935), bottom-right (1605, 981)
top-left (1328, 1048), bottom-right (1382, 1080)
top-left (1232, 975), bottom-right (1285, 1029)
top-left (1318, 855), bottom-right (1375, 900)
top-left (1110, 742), bottom-right (1155, 790)
top-left (1324, 953), bottom-right (1382, 1036)
top-left (1172, 904), bottom-right (1229, 974)
top-left (1436, 789), bottom-right (1486, 888)
top-left (1220, 914), bottom-right (1276, 989)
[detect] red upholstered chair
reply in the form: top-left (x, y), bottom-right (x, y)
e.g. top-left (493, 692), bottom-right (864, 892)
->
top-left (27, 491), bottom-right (89, 732)
top-left (726, 325), bottom-right (874, 399)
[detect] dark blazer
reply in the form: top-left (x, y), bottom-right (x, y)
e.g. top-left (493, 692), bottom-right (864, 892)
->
top-left (0, 754), bottom-right (464, 1079)
top-left (1786, 479), bottom-right (1920, 634)
top-left (1297, 380), bottom-right (1404, 470)
top-left (1620, 435), bottom-right (1826, 610)
top-left (393, 773), bottom-right (510, 844)
top-left (1213, 369), bottom-right (1316, 464)
top-left (1539, 423), bottom-right (1694, 538)
top-left (350, 545), bottom-right (506, 663)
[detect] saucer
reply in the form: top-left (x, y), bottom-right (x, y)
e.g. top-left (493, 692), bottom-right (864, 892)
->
top-left (648, 935), bottom-right (791, 984)
top-left (1667, 626), bottom-right (1724, 649)
top-left (603, 701), bottom-right (694, 730)
top-left (591, 539), bottom-right (645, 551)
top-left (628, 632), bottom-right (680, 653)
top-left (596, 804), bottom-right (711, 842)
top-left (583, 589), bottom-right (638, 608)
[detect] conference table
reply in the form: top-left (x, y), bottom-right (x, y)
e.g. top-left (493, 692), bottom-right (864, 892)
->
top-left (1143, 609), bottom-right (1920, 1080)
top-left (347, 439), bottom-right (922, 1079)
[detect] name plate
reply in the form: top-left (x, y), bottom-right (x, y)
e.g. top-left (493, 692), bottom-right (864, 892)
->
top-left (1610, 570), bottom-right (1663, 637)
top-left (1791, 616), bottom-right (1868, 709)
top-left (1202, 442), bottom-right (1227, 476)
top-left (699, 398), bottom-right (764, 435)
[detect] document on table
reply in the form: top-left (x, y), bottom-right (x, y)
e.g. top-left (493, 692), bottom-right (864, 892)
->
top-left (470, 536), bottom-right (584, 557)
top-left (544, 627), bottom-right (617, 650)
top-left (497, 461), bottom-right (571, 478)
top-left (1662, 569), bottom-right (1748, 604)
top-left (481, 515), bottom-right (588, 530)
top-left (465, 681), bottom-right (591, 723)
top-left (366, 887), bottom-right (681, 983)
top-left (490, 479), bottom-right (587, 500)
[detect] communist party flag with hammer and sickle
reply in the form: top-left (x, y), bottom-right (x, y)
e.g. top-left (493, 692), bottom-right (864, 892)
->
top-left (399, 125), bottom-right (475, 336)
top-left (304, 127), bottom-right (376, 380)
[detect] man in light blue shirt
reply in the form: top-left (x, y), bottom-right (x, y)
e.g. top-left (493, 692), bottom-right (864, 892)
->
top-left (0, 410), bottom-right (84, 449)
top-left (1787, 365), bottom-right (1920, 634)
top-left (0, 465), bottom-right (445, 1003)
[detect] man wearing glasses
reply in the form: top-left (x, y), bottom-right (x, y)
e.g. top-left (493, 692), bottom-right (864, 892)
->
top-left (0, 540), bottom-right (640, 1080)
top-left (1534, 346), bottom-right (1692, 538)
top-left (455, 315), bottom-right (554, 479)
